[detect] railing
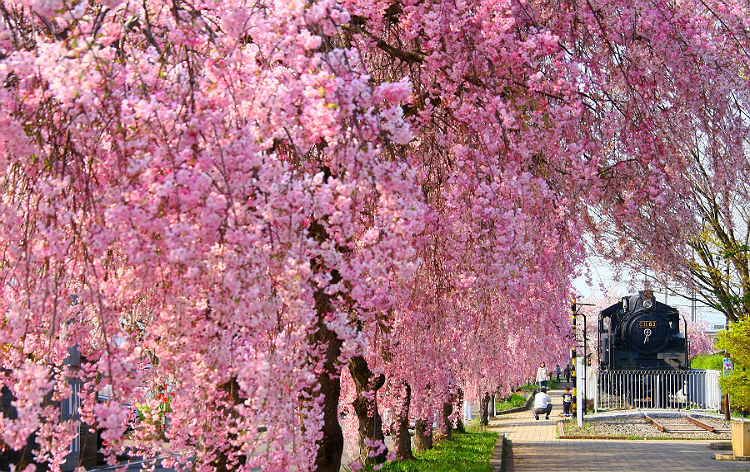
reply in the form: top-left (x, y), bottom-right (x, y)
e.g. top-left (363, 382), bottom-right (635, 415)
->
top-left (595, 369), bottom-right (721, 411)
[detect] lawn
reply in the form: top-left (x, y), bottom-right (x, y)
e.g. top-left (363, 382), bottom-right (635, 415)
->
top-left (378, 427), bottom-right (498, 472)
top-left (517, 378), bottom-right (563, 391)
top-left (495, 392), bottom-right (527, 411)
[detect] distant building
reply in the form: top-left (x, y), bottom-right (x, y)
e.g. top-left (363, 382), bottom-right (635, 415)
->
top-left (705, 323), bottom-right (726, 346)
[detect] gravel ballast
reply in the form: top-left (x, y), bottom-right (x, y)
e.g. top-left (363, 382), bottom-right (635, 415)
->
top-left (562, 412), bottom-right (731, 440)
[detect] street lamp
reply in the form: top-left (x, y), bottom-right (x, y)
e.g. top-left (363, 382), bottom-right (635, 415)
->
top-left (573, 301), bottom-right (594, 416)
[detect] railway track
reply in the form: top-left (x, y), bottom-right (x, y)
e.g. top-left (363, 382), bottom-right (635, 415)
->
top-left (642, 413), bottom-right (730, 435)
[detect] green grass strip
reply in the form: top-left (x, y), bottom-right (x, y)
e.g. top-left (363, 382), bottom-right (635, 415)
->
top-left (378, 429), bottom-right (498, 472)
top-left (517, 378), bottom-right (563, 391)
top-left (495, 392), bottom-right (526, 411)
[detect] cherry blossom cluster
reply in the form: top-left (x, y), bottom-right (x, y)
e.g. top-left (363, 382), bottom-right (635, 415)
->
top-left (1, 0), bottom-right (749, 470)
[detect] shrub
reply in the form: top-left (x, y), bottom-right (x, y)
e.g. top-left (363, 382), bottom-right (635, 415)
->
top-left (716, 319), bottom-right (750, 410)
top-left (690, 353), bottom-right (723, 370)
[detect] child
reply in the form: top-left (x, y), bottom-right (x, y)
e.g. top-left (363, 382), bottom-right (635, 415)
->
top-left (562, 386), bottom-right (573, 417)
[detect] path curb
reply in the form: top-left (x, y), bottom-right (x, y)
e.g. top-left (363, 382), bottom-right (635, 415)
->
top-left (708, 442), bottom-right (732, 450)
top-left (490, 433), bottom-right (505, 472)
top-left (715, 453), bottom-right (750, 461)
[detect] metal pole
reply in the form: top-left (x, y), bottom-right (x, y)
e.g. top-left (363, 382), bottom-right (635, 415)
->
top-left (571, 300), bottom-right (577, 418)
top-left (583, 313), bottom-right (587, 416)
top-left (576, 357), bottom-right (583, 427)
top-left (683, 316), bottom-right (689, 368)
top-left (594, 371), bottom-right (601, 414)
top-left (725, 393), bottom-right (731, 421)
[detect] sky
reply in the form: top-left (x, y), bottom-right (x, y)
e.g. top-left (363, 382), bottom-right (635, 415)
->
top-left (572, 257), bottom-right (727, 331)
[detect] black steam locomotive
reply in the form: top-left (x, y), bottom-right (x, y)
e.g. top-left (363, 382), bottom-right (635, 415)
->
top-left (598, 291), bottom-right (689, 371)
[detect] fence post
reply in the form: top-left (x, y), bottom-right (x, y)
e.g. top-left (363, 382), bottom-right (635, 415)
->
top-left (656, 376), bottom-right (661, 409)
top-left (594, 372), bottom-right (600, 414)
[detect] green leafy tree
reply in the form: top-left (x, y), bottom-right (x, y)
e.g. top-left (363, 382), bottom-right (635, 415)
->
top-left (716, 318), bottom-right (750, 410)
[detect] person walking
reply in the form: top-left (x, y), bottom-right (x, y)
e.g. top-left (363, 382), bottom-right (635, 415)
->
top-left (564, 364), bottom-right (571, 383)
top-left (533, 387), bottom-right (553, 420)
top-left (555, 364), bottom-right (561, 383)
top-left (536, 362), bottom-right (549, 389)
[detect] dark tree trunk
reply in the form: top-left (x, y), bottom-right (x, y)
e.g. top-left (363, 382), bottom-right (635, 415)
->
top-left (394, 382), bottom-right (414, 461)
top-left (309, 217), bottom-right (345, 472)
top-left (348, 356), bottom-right (387, 467)
top-left (440, 401), bottom-right (453, 440)
top-left (311, 322), bottom-right (344, 472)
top-left (211, 377), bottom-right (247, 472)
top-left (454, 388), bottom-right (465, 433)
top-left (413, 419), bottom-right (433, 451)
top-left (480, 392), bottom-right (491, 426)
top-left (434, 397), bottom-right (453, 441)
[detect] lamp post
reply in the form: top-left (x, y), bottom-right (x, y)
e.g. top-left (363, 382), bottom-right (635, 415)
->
top-left (572, 300), bottom-right (595, 416)
top-left (571, 301), bottom-right (578, 418)
top-left (580, 311), bottom-right (587, 416)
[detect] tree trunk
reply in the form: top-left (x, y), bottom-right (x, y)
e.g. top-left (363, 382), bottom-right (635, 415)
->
top-left (348, 356), bottom-right (387, 467)
top-left (394, 382), bottom-right (414, 461)
top-left (413, 419), bottom-right (433, 451)
top-left (211, 377), bottom-right (247, 472)
top-left (309, 216), bottom-right (345, 472)
top-left (480, 392), bottom-right (491, 426)
top-left (441, 401), bottom-right (453, 440)
top-left (312, 322), bottom-right (344, 472)
top-left (434, 398), bottom-right (452, 441)
top-left (454, 388), bottom-right (465, 433)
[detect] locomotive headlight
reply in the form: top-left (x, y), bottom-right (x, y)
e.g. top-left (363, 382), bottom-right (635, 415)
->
top-left (622, 297), bottom-right (629, 312)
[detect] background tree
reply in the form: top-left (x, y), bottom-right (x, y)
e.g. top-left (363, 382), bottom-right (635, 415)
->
top-left (716, 318), bottom-right (750, 410)
top-left (573, 0), bottom-right (750, 324)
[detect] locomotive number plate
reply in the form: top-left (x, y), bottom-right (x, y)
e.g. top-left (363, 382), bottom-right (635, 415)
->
top-left (638, 321), bottom-right (656, 328)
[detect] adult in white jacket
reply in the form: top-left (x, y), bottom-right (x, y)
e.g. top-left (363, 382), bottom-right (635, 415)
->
top-left (536, 362), bottom-right (549, 389)
top-left (533, 387), bottom-right (553, 420)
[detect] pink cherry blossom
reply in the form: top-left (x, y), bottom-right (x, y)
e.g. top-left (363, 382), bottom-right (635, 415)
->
top-left (1, 0), bottom-right (749, 470)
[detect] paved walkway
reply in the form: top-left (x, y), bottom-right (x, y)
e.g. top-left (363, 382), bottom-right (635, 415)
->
top-left (488, 387), bottom-right (750, 472)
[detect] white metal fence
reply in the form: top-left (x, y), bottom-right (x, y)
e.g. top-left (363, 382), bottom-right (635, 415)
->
top-left (594, 369), bottom-right (721, 411)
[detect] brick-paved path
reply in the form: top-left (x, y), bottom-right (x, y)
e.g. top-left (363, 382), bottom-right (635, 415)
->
top-left (488, 387), bottom-right (750, 472)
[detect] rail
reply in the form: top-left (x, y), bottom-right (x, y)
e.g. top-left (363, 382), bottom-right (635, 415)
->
top-left (644, 413), bottom-right (666, 432)
top-left (686, 415), bottom-right (715, 432)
